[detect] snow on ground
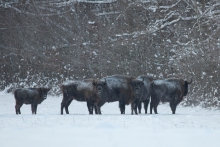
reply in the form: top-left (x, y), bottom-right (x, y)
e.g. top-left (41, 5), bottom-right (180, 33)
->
top-left (1, 91), bottom-right (220, 147)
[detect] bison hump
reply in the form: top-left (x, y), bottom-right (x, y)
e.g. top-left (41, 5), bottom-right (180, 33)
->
top-left (21, 88), bottom-right (38, 97)
top-left (77, 82), bottom-right (92, 91)
top-left (154, 80), bottom-right (177, 89)
top-left (62, 80), bottom-right (92, 91)
top-left (103, 77), bottom-right (128, 89)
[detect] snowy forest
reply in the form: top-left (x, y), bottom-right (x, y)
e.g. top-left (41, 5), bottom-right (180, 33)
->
top-left (0, 0), bottom-right (220, 108)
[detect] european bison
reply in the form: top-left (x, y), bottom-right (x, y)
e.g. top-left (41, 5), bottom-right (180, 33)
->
top-left (150, 78), bottom-right (192, 114)
top-left (90, 79), bottom-right (108, 114)
top-left (92, 75), bottom-right (144, 114)
top-left (132, 75), bottom-right (153, 114)
top-left (14, 87), bottom-right (50, 114)
top-left (60, 80), bottom-right (100, 115)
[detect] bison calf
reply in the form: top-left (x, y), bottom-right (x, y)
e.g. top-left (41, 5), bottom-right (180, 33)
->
top-left (14, 88), bottom-right (50, 114)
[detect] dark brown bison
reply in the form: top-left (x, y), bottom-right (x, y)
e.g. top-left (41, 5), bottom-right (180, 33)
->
top-left (150, 78), bottom-right (192, 114)
top-left (132, 75), bottom-right (153, 114)
top-left (14, 88), bottom-right (50, 114)
top-left (92, 75), bottom-right (144, 114)
top-left (91, 79), bottom-right (108, 114)
top-left (60, 80), bottom-right (100, 115)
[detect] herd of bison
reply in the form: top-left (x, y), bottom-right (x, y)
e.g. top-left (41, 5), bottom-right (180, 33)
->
top-left (14, 75), bottom-right (192, 115)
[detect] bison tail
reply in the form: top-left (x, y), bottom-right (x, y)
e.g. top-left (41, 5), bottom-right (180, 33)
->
top-left (14, 90), bottom-right (18, 100)
top-left (60, 85), bottom-right (68, 96)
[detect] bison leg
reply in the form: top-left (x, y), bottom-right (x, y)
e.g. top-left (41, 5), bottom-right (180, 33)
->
top-left (150, 101), bottom-right (153, 114)
top-left (61, 101), bottom-right (65, 115)
top-left (64, 105), bottom-right (69, 114)
top-left (31, 104), bottom-right (34, 114)
top-left (65, 99), bottom-right (73, 114)
top-left (35, 104), bottom-right (38, 114)
top-left (15, 102), bottom-right (23, 114)
top-left (150, 100), bottom-right (158, 114)
top-left (87, 101), bottom-right (94, 114)
top-left (15, 103), bottom-right (19, 114)
top-left (94, 105), bottom-right (102, 114)
top-left (18, 103), bottom-right (23, 114)
top-left (131, 99), bottom-right (138, 115)
top-left (144, 99), bottom-right (150, 114)
top-left (94, 106), bottom-right (98, 114)
top-left (96, 105), bottom-right (102, 115)
top-left (169, 102), bottom-right (173, 111)
top-left (15, 105), bottom-right (18, 114)
top-left (153, 102), bottom-right (158, 114)
top-left (31, 104), bottom-right (35, 114)
top-left (15, 101), bottom-right (21, 114)
top-left (131, 103), bottom-right (134, 115)
top-left (171, 101), bottom-right (177, 114)
top-left (119, 101), bottom-right (125, 114)
top-left (61, 99), bottom-right (72, 115)
top-left (32, 103), bottom-right (37, 114)
top-left (138, 102), bottom-right (142, 114)
top-left (170, 97), bottom-right (178, 114)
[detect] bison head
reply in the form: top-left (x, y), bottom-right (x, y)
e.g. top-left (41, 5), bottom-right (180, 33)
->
top-left (92, 79), bottom-right (107, 98)
top-left (130, 78), bottom-right (144, 99)
top-left (40, 88), bottom-right (51, 99)
top-left (183, 78), bottom-right (192, 96)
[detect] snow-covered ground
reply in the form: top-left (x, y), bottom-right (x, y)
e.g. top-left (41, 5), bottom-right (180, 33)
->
top-left (1, 91), bottom-right (220, 147)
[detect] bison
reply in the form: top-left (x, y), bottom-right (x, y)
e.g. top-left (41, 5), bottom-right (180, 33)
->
top-left (132, 75), bottom-right (153, 114)
top-left (90, 79), bottom-right (108, 114)
top-left (14, 87), bottom-right (50, 114)
top-left (60, 80), bottom-right (101, 115)
top-left (150, 78), bottom-right (192, 114)
top-left (92, 75), bottom-right (144, 115)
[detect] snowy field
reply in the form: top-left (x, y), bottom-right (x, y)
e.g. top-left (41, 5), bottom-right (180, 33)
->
top-left (1, 91), bottom-right (220, 147)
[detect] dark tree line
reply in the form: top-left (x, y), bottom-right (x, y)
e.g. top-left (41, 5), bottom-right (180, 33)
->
top-left (0, 0), bottom-right (220, 107)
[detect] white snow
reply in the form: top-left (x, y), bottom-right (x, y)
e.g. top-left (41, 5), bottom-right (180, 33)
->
top-left (0, 91), bottom-right (220, 147)
top-left (93, 51), bottom-right (98, 56)
top-left (62, 80), bottom-right (76, 86)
